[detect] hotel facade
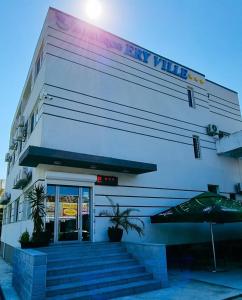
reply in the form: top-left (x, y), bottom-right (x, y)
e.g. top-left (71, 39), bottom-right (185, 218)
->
top-left (1, 8), bottom-right (242, 257)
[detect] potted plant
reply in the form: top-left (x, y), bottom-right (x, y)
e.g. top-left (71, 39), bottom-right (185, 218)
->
top-left (99, 197), bottom-right (145, 242)
top-left (28, 184), bottom-right (50, 247)
top-left (19, 229), bottom-right (31, 249)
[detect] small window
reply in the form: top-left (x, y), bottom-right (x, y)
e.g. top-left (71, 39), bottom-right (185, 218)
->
top-left (35, 42), bottom-right (44, 79)
top-left (193, 135), bottom-right (201, 159)
top-left (8, 203), bottom-right (12, 223)
top-left (187, 88), bottom-right (195, 108)
top-left (14, 199), bottom-right (19, 222)
top-left (2, 208), bottom-right (7, 225)
top-left (208, 184), bottom-right (219, 194)
top-left (22, 73), bottom-right (32, 103)
top-left (230, 193), bottom-right (236, 200)
top-left (30, 113), bottom-right (35, 134)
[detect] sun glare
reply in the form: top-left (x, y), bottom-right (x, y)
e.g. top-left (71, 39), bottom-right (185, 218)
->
top-left (85, 0), bottom-right (102, 20)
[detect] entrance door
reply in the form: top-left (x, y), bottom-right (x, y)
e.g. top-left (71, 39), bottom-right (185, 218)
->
top-left (45, 185), bottom-right (92, 243)
top-left (58, 186), bottom-right (79, 241)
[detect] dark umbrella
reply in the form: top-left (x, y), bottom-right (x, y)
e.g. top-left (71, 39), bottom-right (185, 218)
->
top-left (151, 192), bottom-right (242, 271)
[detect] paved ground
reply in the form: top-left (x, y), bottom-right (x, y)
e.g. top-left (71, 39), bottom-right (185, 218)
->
top-left (116, 269), bottom-right (242, 300)
top-left (0, 258), bottom-right (19, 300)
top-left (0, 256), bottom-right (242, 300)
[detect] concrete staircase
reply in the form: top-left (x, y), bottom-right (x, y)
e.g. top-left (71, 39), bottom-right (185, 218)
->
top-left (41, 242), bottom-right (162, 299)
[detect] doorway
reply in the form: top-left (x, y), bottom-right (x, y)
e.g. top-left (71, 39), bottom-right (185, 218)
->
top-left (45, 185), bottom-right (92, 243)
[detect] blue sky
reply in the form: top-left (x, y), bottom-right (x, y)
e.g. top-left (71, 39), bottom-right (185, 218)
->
top-left (1, 0), bottom-right (242, 179)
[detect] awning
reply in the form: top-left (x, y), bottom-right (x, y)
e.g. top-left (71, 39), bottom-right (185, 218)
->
top-left (216, 130), bottom-right (242, 158)
top-left (19, 146), bottom-right (157, 174)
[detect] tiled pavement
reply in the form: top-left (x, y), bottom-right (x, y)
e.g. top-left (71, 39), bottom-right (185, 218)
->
top-left (1, 255), bottom-right (242, 300)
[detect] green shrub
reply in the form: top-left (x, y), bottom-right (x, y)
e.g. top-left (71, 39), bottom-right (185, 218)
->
top-left (19, 229), bottom-right (30, 243)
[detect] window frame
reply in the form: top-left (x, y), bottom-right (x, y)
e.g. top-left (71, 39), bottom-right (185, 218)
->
top-left (187, 87), bottom-right (196, 108)
top-left (192, 135), bottom-right (201, 159)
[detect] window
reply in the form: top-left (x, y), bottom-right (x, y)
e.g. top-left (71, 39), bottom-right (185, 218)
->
top-left (14, 199), bottom-right (19, 222)
top-left (208, 184), bottom-right (219, 194)
top-left (35, 42), bottom-right (44, 79)
top-left (3, 208), bottom-right (7, 225)
top-left (24, 197), bottom-right (31, 220)
top-left (187, 88), bottom-right (195, 108)
top-left (8, 203), bottom-right (12, 223)
top-left (22, 73), bottom-right (32, 103)
top-left (193, 135), bottom-right (201, 159)
top-left (30, 113), bottom-right (35, 134)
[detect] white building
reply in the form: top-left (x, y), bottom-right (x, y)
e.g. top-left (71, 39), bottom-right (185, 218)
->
top-left (1, 7), bottom-right (242, 258)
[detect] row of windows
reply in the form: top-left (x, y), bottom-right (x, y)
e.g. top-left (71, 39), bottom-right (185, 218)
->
top-left (7, 105), bottom-right (40, 174)
top-left (2, 198), bottom-right (31, 225)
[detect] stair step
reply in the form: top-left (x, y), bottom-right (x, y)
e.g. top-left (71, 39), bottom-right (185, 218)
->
top-left (46, 249), bottom-right (126, 259)
top-left (46, 272), bottom-right (153, 297)
top-left (47, 258), bottom-right (138, 276)
top-left (47, 265), bottom-right (146, 286)
top-left (41, 243), bottom-right (124, 254)
top-left (48, 253), bottom-right (131, 266)
top-left (46, 279), bottom-right (162, 300)
top-left (46, 247), bottom-right (126, 260)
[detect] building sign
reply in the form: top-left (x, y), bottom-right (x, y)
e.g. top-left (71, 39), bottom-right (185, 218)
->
top-left (54, 11), bottom-right (195, 81)
top-left (62, 203), bottom-right (77, 217)
top-left (96, 175), bottom-right (118, 186)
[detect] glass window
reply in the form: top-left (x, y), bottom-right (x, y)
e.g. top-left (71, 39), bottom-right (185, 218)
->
top-left (193, 135), bottom-right (201, 159)
top-left (46, 185), bottom-right (56, 243)
top-left (3, 207), bottom-right (7, 225)
top-left (35, 42), bottom-right (44, 79)
top-left (30, 113), bottom-right (35, 134)
top-left (187, 88), bottom-right (195, 108)
top-left (14, 199), bottom-right (19, 222)
top-left (8, 203), bottom-right (12, 223)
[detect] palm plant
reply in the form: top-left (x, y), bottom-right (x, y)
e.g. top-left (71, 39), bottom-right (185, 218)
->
top-left (27, 184), bottom-right (46, 236)
top-left (99, 197), bottom-right (145, 241)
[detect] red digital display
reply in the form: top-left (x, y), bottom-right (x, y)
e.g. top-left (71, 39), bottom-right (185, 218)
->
top-left (96, 175), bottom-right (118, 186)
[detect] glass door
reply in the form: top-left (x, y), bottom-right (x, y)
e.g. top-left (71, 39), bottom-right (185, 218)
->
top-left (46, 185), bottom-right (92, 243)
top-left (81, 187), bottom-right (91, 241)
top-left (58, 186), bottom-right (79, 241)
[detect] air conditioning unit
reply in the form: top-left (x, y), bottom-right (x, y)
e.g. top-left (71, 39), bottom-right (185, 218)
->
top-left (0, 192), bottom-right (11, 205)
top-left (16, 127), bottom-right (25, 141)
top-left (13, 167), bottom-right (32, 189)
top-left (5, 152), bottom-right (12, 162)
top-left (207, 124), bottom-right (219, 136)
top-left (235, 183), bottom-right (242, 194)
top-left (17, 115), bottom-right (25, 128)
top-left (9, 139), bottom-right (18, 150)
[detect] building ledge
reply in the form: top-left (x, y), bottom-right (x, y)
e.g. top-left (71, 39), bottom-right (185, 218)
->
top-left (19, 146), bottom-right (157, 174)
top-left (216, 130), bottom-right (242, 158)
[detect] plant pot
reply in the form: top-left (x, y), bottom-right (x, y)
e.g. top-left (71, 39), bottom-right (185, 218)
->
top-left (31, 231), bottom-right (51, 247)
top-left (108, 227), bottom-right (123, 242)
top-left (20, 242), bottom-right (32, 249)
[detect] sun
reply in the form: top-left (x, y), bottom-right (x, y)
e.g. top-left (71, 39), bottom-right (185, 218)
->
top-left (85, 0), bottom-right (102, 20)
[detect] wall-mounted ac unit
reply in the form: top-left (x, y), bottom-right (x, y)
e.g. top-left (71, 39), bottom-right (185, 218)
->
top-left (235, 183), bottom-right (242, 194)
top-left (16, 127), bottom-right (25, 141)
top-left (13, 167), bottom-right (32, 189)
top-left (207, 124), bottom-right (219, 136)
top-left (5, 152), bottom-right (12, 162)
top-left (0, 192), bottom-right (11, 205)
top-left (17, 115), bottom-right (25, 128)
top-left (9, 139), bottom-right (18, 150)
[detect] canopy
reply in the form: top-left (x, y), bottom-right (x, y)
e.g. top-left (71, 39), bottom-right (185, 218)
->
top-left (151, 192), bottom-right (242, 224)
top-left (150, 192), bottom-right (242, 272)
